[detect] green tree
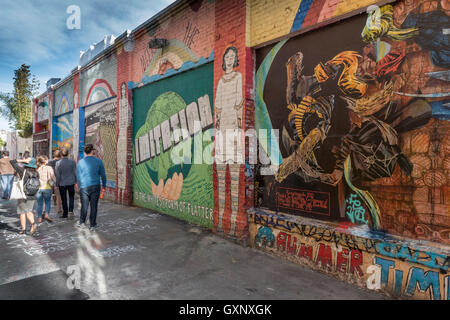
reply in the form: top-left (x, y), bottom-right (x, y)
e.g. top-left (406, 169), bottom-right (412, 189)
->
top-left (0, 136), bottom-right (5, 148)
top-left (0, 64), bottom-right (40, 138)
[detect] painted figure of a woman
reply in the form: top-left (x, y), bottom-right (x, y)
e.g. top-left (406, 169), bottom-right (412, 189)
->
top-left (214, 46), bottom-right (243, 236)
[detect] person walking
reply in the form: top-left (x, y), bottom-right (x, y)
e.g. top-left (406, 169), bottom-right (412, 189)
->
top-left (10, 158), bottom-right (40, 235)
top-left (16, 151), bottom-right (32, 169)
top-left (36, 156), bottom-right (55, 223)
top-left (22, 151), bottom-right (32, 162)
top-left (0, 151), bottom-right (15, 200)
top-left (76, 144), bottom-right (106, 231)
top-left (55, 147), bottom-right (77, 219)
top-left (48, 150), bottom-right (63, 215)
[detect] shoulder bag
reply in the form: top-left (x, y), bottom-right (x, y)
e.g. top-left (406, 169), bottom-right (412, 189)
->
top-left (10, 169), bottom-right (27, 200)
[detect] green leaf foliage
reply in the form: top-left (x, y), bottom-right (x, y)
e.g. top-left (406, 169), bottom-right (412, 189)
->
top-left (0, 64), bottom-right (40, 137)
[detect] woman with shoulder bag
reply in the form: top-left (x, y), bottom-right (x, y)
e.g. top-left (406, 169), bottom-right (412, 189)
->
top-left (10, 157), bottom-right (40, 235)
top-left (36, 156), bottom-right (55, 223)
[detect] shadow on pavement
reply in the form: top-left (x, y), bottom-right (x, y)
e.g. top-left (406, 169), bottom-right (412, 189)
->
top-left (0, 270), bottom-right (89, 300)
top-left (0, 221), bottom-right (19, 233)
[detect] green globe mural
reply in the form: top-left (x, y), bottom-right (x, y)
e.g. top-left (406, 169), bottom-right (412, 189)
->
top-left (137, 92), bottom-right (193, 182)
top-left (133, 63), bottom-right (214, 228)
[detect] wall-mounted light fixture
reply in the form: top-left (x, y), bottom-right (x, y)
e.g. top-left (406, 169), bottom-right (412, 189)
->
top-left (149, 38), bottom-right (169, 49)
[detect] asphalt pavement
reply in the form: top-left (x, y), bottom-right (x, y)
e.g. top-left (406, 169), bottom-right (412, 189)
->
top-left (0, 198), bottom-right (388, 300)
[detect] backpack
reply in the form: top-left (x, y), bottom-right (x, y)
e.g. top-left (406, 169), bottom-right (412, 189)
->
top-left (23, 170), bottom-right (41, 196)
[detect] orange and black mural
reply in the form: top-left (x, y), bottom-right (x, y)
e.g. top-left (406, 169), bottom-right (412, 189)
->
top-left (255, 0), bottom-right (449, 243)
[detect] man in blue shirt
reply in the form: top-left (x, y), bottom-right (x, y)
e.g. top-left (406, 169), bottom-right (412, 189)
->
top-left (76, 144), bottom-right (106, 231)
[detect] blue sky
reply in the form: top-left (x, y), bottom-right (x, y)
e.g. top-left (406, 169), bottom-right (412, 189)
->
top-left (0, 0), bottom-right (175, 131)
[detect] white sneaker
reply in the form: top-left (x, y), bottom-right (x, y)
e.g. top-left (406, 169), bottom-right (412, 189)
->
top-left (76, 222), bottom-right (86, 229)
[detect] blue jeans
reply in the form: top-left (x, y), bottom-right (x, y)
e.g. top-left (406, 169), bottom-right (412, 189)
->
top-left (1, 174), bottom-right (14, 199)
top-left (36, 189), bottom-right (52, 219)
top-left (80, 185), bottom-right (101, 227)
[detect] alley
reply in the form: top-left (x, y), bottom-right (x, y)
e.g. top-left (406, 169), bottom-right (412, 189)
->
top-left (0, 199), bottom-right (388, 300)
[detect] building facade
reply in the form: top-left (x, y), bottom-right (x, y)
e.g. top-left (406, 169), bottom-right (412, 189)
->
top-left (34, 0), bottom-right (449, 300)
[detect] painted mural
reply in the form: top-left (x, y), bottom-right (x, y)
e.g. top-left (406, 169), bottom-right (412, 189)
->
top-left (215, 47), bottom-right (244, 236)
top-left (53, 81), bottom-right (75, 154)
top-left (84, 79), bottom-right (116, 106)
top-left (52, 113), bottom-right (73, 153)
top-left (132, 40), bottom-right (214, 90)
top-left (133, 63), bottom-right (214, 228)
top-left (37, 99), bottom-right (49, 123)
top-left (73, 107), bottom-right (79, 160)
top-left (55, 93), bottom-right (72, 116)
top-left (249, 210), bottom-right (450, 300)
top-left (254, 1), bottom-right (449, 242)
top-left (129, 0), bottom-right (215, 88)
top-left (84, 99), bottom-right (117, 189)
top-left (53, 79), bottom-right (74, 117)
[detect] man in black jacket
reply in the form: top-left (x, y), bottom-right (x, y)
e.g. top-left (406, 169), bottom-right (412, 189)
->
top-left (55, 148), bottom-right (77, 218)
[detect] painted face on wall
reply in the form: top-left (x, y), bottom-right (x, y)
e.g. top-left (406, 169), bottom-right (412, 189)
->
top-left (121, 83), bottom-right (127, 99)
top-left (224, 50), bottom-right (236, 73)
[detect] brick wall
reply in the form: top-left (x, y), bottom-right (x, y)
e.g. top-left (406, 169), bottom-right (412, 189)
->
top-left (129, 0), bottom-right (215, 87)
top-left (365, 119), bottom-right (450, 244)
top-left (115, 38), bottom-right (133, 205)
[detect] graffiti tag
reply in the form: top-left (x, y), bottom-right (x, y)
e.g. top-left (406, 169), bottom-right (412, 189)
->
top-left (183, 22), bottom-right (200, 49)
top-left (251, 211), bottom-right (450, 271)
top-left (346, 194), bottom-right (368, 225)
